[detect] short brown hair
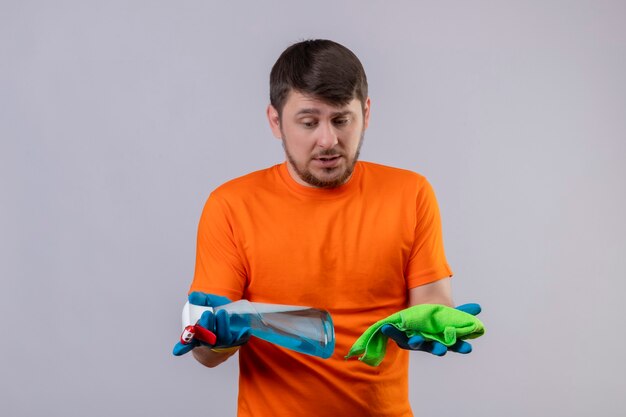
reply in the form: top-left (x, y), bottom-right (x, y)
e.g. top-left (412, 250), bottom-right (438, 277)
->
top-left (269, 39), bottom-right (368, 116)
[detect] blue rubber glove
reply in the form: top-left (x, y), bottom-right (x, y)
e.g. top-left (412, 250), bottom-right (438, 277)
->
top-left (172, 292), bottom-right (251, 356)
top-left (380, 303), bottom-right (481, 357)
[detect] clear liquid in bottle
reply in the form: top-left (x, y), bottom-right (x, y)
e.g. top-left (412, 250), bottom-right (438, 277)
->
top-left (216, 301), bottom-right (335, 359)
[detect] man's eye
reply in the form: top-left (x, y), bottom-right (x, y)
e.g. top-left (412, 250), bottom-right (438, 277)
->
top-left (302, 120), bottom-right (317, 128)
top-left (333, 118), bottom-right (349, 126)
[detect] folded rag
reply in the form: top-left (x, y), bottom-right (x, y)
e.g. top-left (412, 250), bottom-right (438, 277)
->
top-left (346, 304), bottom-right (485, 366)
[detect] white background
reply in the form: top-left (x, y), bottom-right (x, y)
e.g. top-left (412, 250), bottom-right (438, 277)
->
top-left (1, 1), bottom-right (625, 416)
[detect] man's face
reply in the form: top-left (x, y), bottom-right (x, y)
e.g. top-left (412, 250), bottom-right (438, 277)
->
top-left (267, 91), bottom-right (371, 188)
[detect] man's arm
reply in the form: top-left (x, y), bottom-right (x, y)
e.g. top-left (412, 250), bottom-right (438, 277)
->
top-left (192, 345), bottom-right (240, 368)
top-left (408, 277), bottom-right (454, 307)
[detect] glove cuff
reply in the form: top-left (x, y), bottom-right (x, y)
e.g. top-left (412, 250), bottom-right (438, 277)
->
top-left (211, 346), bottom-right (240, 354)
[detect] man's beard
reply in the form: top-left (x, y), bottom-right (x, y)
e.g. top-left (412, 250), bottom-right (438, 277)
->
top-left (282, 132), bottom-right (365, 189)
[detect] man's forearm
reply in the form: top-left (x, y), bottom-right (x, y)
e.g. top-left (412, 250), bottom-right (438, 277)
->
top-left (408, 277), bottom-right (454, 307)
top-left (192, 345), bottom-right (239, 368)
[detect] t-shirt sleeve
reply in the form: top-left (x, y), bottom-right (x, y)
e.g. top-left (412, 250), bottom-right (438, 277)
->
top-left (188, 192), bottom-right (248, 300)
top-left (404, 179), bottom-right (453, 288)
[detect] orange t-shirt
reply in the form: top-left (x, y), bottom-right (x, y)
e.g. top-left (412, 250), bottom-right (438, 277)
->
top-left (190, 161), bottom-right (453, 417)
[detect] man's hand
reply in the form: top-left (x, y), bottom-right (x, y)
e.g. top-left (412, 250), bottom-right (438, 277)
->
top-left (172, 292), bottom-right (251, 356)
top-left (381, 303), bottom-right (481, 356)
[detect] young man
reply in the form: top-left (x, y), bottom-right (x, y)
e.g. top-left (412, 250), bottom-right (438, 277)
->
top-left (175, 39), bottom-right (476, 417)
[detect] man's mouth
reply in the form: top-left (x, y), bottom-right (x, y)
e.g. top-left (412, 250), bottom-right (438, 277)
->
top-left (313, 155), bottom-right (343, 168)
top-left (316, 155), bottom-right (341, 162)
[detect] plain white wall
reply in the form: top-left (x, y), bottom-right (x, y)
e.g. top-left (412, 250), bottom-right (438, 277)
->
top-left (2, 1), bottom-right (625, 416)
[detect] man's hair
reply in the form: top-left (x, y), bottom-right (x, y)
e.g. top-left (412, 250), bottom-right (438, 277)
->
top-left (269, 39), bottom-right (368, 116)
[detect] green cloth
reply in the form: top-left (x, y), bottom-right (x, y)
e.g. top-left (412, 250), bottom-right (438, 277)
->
top-left (346, 304), bottom-right (485, 366)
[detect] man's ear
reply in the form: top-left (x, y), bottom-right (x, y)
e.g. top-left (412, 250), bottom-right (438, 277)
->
top-left (266, 104), bottom-right (282, 139)
top-left (363, 97), bottom-right (371, 130)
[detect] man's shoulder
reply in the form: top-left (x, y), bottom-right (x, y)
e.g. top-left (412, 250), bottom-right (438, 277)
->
top-left (211, 164), bottom-right (281, 198)
top-left (359, 161), bottom-right (427, 185)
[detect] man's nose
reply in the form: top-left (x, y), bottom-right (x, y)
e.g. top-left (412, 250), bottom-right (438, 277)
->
top-left (316, 122), bottom-right (338, 149)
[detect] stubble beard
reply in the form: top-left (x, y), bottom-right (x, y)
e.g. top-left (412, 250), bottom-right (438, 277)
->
top-left (282, 132), bottom-right (365, 189)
